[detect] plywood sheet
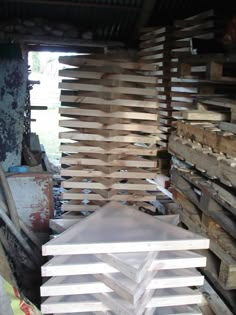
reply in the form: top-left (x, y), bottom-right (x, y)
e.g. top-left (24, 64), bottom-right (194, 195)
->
top-left (41, 287), bottom-right (202, 314)
top-left (40, 269), bottom-right (203, 299)
top-left (42, 251), bottom-right (206, 278)
top-left (42, 202), bottom-right (209, 256)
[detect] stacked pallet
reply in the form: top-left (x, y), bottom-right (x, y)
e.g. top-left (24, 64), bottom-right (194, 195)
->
top-left (139, 10), bottom-right (226, 148)
top-left (59, 54), bottom-right (160, 213)
top-left (41, 201), bottom-right (209, 314)
top-left (168, 119), bottom-right (236, 313)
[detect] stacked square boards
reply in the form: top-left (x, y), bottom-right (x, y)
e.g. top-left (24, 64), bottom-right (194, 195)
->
top-left (41, 201), bottom-right (209, 314)
top-left (58, 54), bottom-right (160, 213)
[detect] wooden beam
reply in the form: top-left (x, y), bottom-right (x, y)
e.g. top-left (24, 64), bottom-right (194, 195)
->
top-left (8, 0), bottom-right (140, 10)
top-left (1, 34), bottom-right (123, 48)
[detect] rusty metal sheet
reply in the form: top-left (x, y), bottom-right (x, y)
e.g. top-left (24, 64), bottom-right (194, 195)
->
top-left (6, 172), bottom-right (54, 232)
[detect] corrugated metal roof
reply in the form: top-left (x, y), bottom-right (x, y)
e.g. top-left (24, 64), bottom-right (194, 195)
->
top-left (0, 0), bottom-right (144, 42)
top-left (0, 0), bottom-right (235, 43)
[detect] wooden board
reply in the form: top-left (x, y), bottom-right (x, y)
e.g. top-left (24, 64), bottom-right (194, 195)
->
top-left (60, 95), bottom-right (158, 109)
top-left (59, 131), bottom-right (159, 144)
top-left (180, 110), bottom-right (228, 121)
top-left (40, 269), bottom-right (203, 299)
top-left (60, 155), bottom-right (157, 167)
top-left (59, 56), bottom-right (156, 71)
top-left (49, 214), bottom-right (180, 234)
top-left (42, 202), bottom-right (209, 256)
top-left (59, 119), bottom-right (159, 133)
top-left (61, 166), bottom-right (158, 179)
top-left (59, 69), bottom-right (157, 84)
top-left (60, 143), bottom-right (157, 156)
top-left (41, 287), bottom-right (202, 314)
top-left (59, 107), bottom-right (158, 121)
top-left (61, 190), bottom-right (157, 202)
top-left (42, 251), bottom-right (207, 277)
top-left (59, 82), bottom-right (156, 96)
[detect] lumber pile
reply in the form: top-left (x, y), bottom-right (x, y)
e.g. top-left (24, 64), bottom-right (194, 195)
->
top-left (168, 119), bottom-right (236, 313)
top-left (59, 54), bottom-right (161, 213)
top-left (41, 201), bottom-right (209, 314)
top-left (139, 10), bottom-right (229, 148)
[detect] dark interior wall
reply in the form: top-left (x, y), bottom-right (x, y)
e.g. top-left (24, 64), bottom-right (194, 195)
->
top-left (0, 47), bottom-right (27, 170)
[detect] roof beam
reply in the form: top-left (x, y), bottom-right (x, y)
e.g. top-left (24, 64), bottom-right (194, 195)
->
top-left (7, 0), bottom-right (140, 10)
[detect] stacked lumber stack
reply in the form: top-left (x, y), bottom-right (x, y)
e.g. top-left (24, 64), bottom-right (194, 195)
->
top-left (168, 119), bottom-right (236, 313)
top-left (41, 201), bottom-right (209, 314)
top-left (59, 55), bottom-right (160, 213)
top-left (139, 10), bottom-right (226, 148)
top-left (139, 26), bottom-right (172, 148)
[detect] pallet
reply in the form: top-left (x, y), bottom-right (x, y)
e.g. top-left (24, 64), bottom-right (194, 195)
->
top-left (170, 186), bottom-right (236, 288)
top-left (171, 168), bottom-right (236, 239)
top-left (166, 190), bottom-right (236, 296)
top-left (168, 134), bottom-right (236, 188)
top-left (176, 121), bottom-right (236, 157)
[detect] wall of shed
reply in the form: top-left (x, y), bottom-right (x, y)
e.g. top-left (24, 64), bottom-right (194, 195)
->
top-left (0, 57), bottom-right (27, 171)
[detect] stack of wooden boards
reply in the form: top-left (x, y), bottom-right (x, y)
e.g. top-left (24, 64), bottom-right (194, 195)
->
top-left (59, 54), bottom-right (160, 214)
top-left (41, 201), bottom-right (209, 314)
top-left (139, 10), bottom-right (230, 148)
top-left (168, 120), bottom-right (236, 313)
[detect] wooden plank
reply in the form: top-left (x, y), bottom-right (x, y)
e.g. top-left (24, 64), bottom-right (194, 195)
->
top-left (59, 69), bottom-right (156, 84)
top-left (42, 250), bottom-right (207, 277)
top-left (181, 111), bottom-right (228, 121)
top-left (62, 179), bottom-right (157, 191)
top-left (59, 56), bottom-right (156, 71)
top-left (42, 202), bottom-right (209, 256)
top-left (41, 288), bottom-right (202, 314)
top-left (40, 269), bottom-right (203, 298)
top-left (59, 82), bottom-right (156, 96)
top-left (61, 166), bottom-right (157, 179)
top-left (59, 131), bottom-right (159, 144)
top-left (49, 214), bottom-right (179, 233)
top-left (61, 190), bottom-right (157, 202)
top-left (59, 107), bottom-right (158, 121)
top-left (59, 119), bottom-right (159, 133)
top-left (60, 155), bottom-right (157, 167)
top-left (168, 135), bottom-right (236, 188)
top-left (60, 94), bottom-right (158, 108)
top-left (60, 143), bottom-right (157, 156)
